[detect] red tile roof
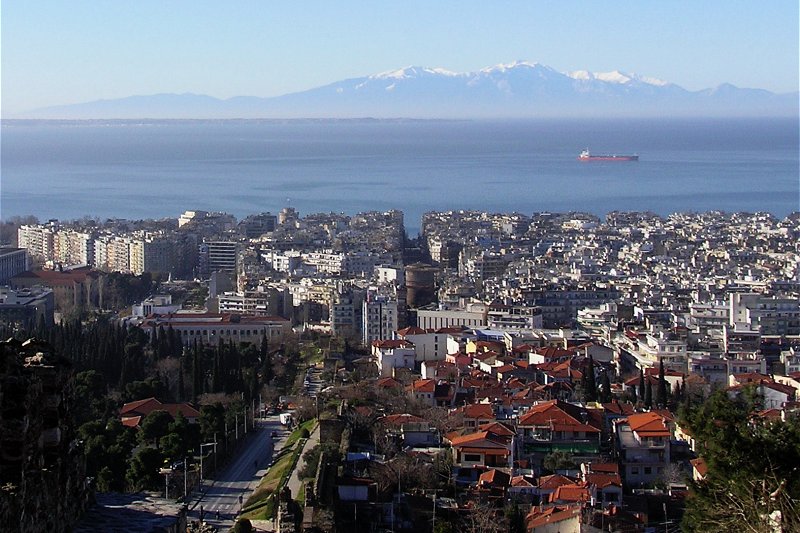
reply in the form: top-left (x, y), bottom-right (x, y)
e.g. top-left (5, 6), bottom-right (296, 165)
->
top-left (119, 397), bottom-right (200, 426)
top-left (625, 412), bottom-right (670, 437)
top-left (376, 377), bottom-right (402, 389)
top-left (510, 475), bottom-right (535, 488)
top-left (534, 347), bottom-right (575, 359)
top-left (396, 326), bottom-right (426, 336)
top-left (537, 474), bottom-right (576, 491)
top-left (478, 421), bottom-right (516, 438)
top-left (458, 403), bottom-right (495, 420)
top-left (585, 472), bottom-right (621, 489)
top-left (526, 505), bottom-right (581, 530)
top-left (518, 400), bottom-right (601, 432)
top-left (409, 379), bottom-right (436, 393)
top-left (585, 462), bottom-right (619, 474)
top-left (478, 468), bottom-right (511, 487)
top-left (449, 430), bottom-right (510, 452)
top-left (553, 483), bottom-right (591, 503)
top-left (373, 339), bottom-right (413, 349)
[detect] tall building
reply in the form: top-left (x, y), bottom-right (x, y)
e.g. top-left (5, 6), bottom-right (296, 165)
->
top-left (362, 291), bottom-right (398, 345)
top-left (54, 229), bottom-right (95, 267)
top-left (198, 241), bottom-right (239, 278)
top-left (0, 247), bottom-right (28, 284)
top-left (239, 212), bottom-right (277, 238)
top-left (17, 224), bottom-right (57, 264)
top-left (128, 233), bottom-right (176, 275)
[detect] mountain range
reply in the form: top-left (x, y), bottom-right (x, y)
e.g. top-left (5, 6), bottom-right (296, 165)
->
top-left (18, 61), bottom-right (799, 119)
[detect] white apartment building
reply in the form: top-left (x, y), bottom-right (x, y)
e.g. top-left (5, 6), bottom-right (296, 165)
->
top-left (416, 305), bottom-right (486, 331)
top-left (54, 229), bottom-right (95, 266)
top-left (131, 295), bottom-right (181, 318)
top-left (18, 224), bottom-right (56, 263)
top-left (729, 293), bottom-right (800, 335)
top-left (263, 250), bottom-right (302, 273)
top-left (374, 265), bottom-right (404, 286)
top-left (372, 339), bottom-right (416, 377)
top-left (362, 292), bottom-right (398, 345)
top-left (395, 328), bottom-right (450, 362)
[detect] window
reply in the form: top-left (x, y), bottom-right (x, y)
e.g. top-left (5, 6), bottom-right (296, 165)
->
top-left (631, 467), bottom-right (639, 475)
top-left (644, 467), bottom-right (652, 475)
top-left (464, 454), bottom-right (481, 462)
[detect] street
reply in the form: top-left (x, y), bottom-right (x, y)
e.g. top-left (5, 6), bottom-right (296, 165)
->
top-left (187, 414), bottom-right (289, 530)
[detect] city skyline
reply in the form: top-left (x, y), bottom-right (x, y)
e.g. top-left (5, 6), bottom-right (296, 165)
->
top-left (2, 1), bottom-right (798, 114)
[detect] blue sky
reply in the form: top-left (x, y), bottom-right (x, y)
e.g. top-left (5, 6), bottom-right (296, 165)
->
top-left (2, 1), bottom-right (798, 113)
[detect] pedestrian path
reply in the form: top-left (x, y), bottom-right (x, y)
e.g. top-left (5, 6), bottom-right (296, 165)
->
top-left (285, 425), bottom-right (320, 501)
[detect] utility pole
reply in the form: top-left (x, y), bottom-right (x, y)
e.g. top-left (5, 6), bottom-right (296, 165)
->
top-left (184, 457), bottom-right (188, 498)
top-left (432, 490), bottom-right (436, 531)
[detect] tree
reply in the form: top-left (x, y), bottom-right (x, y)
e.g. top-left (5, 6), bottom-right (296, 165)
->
top-left (199, 403), bottom-right (226, 443)
top-left (656, 358), bottom-right (668, 408)
top-left (233, 519), bottom-right (253, 533)
top-left (638, 368), bottom-right (646, 402)
top-left (681, 390), bottom-right (800, 532)
top-left (581, 355), bottom-right (597, 402)
top-left (644, 380), bottom-right (653, 409)
top-left (505, 503), bottom-right (527, 533)
top-left (259, 333), bottom-right (272, 385)
top-left (464, 500), bottom-right (504, 533)
top-left (599, 371), bottom-right (613, 403)
top-left (543, 450), bottom-right (576, 473)
top-left (298, 442), bottom-right (340, 479)
top-left (126, 446), bottom-right (163, 491)
top-left (139, 410), bottom-right (173, 448)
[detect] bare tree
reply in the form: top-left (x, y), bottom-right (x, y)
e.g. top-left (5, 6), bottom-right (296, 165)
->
top-left (464, 500), bottom-right (505, 533)
top-left (155, 357), bottom-right (181, 399)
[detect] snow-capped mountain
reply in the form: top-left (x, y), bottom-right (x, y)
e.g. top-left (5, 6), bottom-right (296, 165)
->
top-left (19, 61), bottom-right (798, 119)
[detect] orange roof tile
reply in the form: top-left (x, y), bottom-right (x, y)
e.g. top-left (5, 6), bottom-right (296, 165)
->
top-left (625, 412), bottom-right (670, 436)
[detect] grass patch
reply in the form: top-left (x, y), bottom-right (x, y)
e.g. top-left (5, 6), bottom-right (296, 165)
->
top-left (296, 482), bottom-right (305, 507)
top-left (301, 344), bottom-right (324, 365)
top-left (246, 451), bottom-right (294, 505)
top-left (241, 421), bottom-right (316, 520)
top-left (284, 418), bottom-right (317, 449)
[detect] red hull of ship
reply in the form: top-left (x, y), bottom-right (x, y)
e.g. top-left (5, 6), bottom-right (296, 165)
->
top-left (578, 155), bottom-right (638, 161)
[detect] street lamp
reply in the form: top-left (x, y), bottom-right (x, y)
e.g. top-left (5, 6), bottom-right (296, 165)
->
top-left (199, 442), bottom-right (218, 484)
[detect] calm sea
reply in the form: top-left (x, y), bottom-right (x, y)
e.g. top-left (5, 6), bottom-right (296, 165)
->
top-left (1, 118), bottom-right (798, 233)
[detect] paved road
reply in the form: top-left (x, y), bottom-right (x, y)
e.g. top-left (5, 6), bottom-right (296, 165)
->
top-left (188, 415), bottom-right (289, 530)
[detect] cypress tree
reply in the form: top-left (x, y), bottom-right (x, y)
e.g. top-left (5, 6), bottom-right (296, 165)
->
top-left (644, 379), bottom-right (653, 409)
top-left (600, 371), bottom-right (612, 403)
top-left (192, 341), bottom-right (201, 402)
top-left (583, 355), bottom-right (597, 402)
top-left (178, 353), bottom-right (185, 402)
top-left (657, 358), bottom-right (668, 408)
top-left (638, 368), bottom-right (646, 402)
top-left (260, 333), bottom-right (273, 385)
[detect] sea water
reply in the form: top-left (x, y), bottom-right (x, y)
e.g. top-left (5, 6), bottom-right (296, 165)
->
top-left (1, 118), bottom-right (797, 233)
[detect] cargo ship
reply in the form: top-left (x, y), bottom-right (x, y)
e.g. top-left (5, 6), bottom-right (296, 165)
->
top-left (578, 149), bottom-right (638, 161)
